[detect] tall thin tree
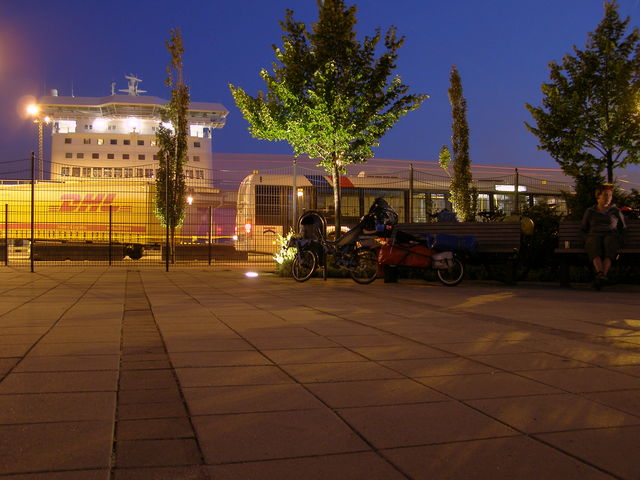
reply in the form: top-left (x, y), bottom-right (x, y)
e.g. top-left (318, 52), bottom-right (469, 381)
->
top-left (155, 28), bottom-right (190, 262)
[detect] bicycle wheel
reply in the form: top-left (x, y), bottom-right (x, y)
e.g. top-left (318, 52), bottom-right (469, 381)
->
top-left (292, 249), bottom-right (317, 282)
top-left (349, 248), bottom-right (378, 284)
top-left (436, 256), bottom-right (464, 286)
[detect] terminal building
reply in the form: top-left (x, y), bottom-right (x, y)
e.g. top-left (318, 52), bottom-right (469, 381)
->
top-left (35, 75), bottom-right (228, 186)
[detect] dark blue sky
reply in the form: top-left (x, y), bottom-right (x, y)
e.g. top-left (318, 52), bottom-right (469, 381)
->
top-left (1, 0), bottom-right (639, 173)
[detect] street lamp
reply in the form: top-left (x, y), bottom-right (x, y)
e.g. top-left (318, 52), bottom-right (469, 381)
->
top-left (26, 103), bottom-right (50, 181)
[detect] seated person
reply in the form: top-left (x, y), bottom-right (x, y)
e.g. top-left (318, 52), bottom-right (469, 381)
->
top-left (581, 184), bottom-right (627, 283)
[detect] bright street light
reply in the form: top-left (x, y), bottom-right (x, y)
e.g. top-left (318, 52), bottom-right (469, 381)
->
top-left (26, 104), bottom-right (40, 116)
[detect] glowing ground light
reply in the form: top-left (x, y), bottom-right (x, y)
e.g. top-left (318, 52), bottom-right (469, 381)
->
top-left (245, 272), bottom-right (259, 278)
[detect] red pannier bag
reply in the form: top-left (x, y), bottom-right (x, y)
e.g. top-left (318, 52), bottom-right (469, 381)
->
top-left (378, 243), bottom-right (432, 268)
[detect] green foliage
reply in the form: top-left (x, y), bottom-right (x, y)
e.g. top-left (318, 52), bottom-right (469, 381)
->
top-left (155, 28), bottom-right (190, 251)
top-left (273, 230), bottom-right (297, 276)
top-left (525, 1), bottom-right (640, 183)
top-left (439, 67), bottom-right (476, 221)
top-left (229, 0), bottom-right (427, 234)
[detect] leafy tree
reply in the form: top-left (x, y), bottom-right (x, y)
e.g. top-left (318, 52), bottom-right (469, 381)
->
top-left (155, 28), bottom-right (190, 262)
top-left (438, 66), bottom-right (477, 221)
top-left (526, 1), bottom-right (640, 183)
top-left (229, 0), bottom-right (426, 235)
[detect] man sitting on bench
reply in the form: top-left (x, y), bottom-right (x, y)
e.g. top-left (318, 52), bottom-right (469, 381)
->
top-left (581, 184), bottom-right (627, 286)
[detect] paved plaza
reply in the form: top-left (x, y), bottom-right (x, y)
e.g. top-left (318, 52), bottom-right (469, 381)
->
top-left (0, 267), bottom-right (639, 479)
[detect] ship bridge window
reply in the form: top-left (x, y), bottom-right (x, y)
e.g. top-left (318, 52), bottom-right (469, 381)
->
top-left (123, 139), bottom-right (130, 145)
top-left (83, 138), bottom-right (91, 144)
top-left (190, 125), bottom-right (205, 138)
top-left (57, 120), bottom-right (76, 133)
top-left (107, 154), bottom-right (115, 160)
top-left (137, 140), bottom-right (144, 146)
top-left (138, 154), bottom-right (145, 160)
top-left (122, 154), bottom-right (129, 160)
top-left (110, 139), bottom-right (117, 145)
top-left (92, 153), bottom-right (99, 159)
top-left (64, 138), bottom-right (72, 144)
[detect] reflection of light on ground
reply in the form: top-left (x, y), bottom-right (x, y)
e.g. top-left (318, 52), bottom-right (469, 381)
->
top-left (449, 292), bottom-right (514, 310)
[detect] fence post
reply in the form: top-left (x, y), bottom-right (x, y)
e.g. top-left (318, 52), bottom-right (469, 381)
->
top-left (108, 205), bottom-right (113, 266)
top-left (292, 158), bottom-right (298, 230)
top-left (208, 205), bottom-right (212, 266)
top-left (30, 151), bottom-right (35, 273)
top-left (4, 204), bottom-right (8, 266)
top-left (513, 168), bottom-right (520, 215)
top-left (409, 163), bottom-right (414, 223)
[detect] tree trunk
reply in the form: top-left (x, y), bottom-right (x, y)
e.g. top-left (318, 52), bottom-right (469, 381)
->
top-left (331, 161), bottom-right (341, 239)
top-left (170, 226), bottom-right (176, 264)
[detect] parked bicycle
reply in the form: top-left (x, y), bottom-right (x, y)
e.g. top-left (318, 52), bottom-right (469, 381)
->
top-left (289, 198), bottom-right (396, 284)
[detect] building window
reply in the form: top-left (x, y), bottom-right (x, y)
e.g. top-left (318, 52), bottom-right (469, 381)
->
top-left (97, 138), bottom-right (104, 145)
top-left (124, 168), bottom-right (133, 178)
top-left (72, 167), bottom-right (80, 177)
top-left (92, 167), bottom-right (102, 177)
top-left (123, 139), bottom-right (130, 145)
top-left (137, 140), bottom-right (144, 146)
top-left (82, 167), bottom-right (91, 177)
top-left (145, 168), bottom-right (154, 178)
top-left (77, 153), bottom-right (84, 159)
top-left (122, 154), bottom-right (129, 160)
top-left (193, 155), bottom-right (200, 162)
top-left (193, 141), bottom-right (201, 148)
top-left (138, 154), bottom-right (145, 160)
top-left (92, 153), bottom-right (99, 159)
top-left (103, 168), bottom-right (112, 178)
top-left (107, 153), bottom-right (115, 159)
top-left (64, 138), bottom-right (72, 144)
top-left (61, 167), bottom-right (70, 176)
top-left (186, 169), bottom-right (194, 179)
top-left (114, 168), bottom-right (123, 178)
top-left (110, 139), bottom-right (117, 145)
top-left (153, 154), bottom-right (158, 160)
top-left (108, 125), bottom-right (116, 131)
top-left (135, 168), bottom-right (144, 178)
top-left (150, 140), bottom-right (157, 147)
top-left (195, 170), bottom-right (204, 179)
top-left (83, 138), bottom-right (91, 144)
top-left (65, 152), bottom-right (72, 159)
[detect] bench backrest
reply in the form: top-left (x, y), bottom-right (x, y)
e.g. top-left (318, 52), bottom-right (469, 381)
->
top-left (558, 219), bottom-right (640, 249)
top-left (395, 221), bottom-right (521, 252)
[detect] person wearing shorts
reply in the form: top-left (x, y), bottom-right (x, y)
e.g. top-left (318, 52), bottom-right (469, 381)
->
top-left (581, 184), bottom-right (626, 284)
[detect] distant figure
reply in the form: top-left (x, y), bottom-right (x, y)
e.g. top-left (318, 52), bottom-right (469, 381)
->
top-left (437, 208), bottom-right (458, 222)
top-left (581, 184), bottom-right (626, 286)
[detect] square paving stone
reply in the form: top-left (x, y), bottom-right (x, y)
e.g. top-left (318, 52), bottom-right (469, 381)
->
top-left (119, 370), bottom-right (177, 390)
top-left (120, 360), bottom-right (171, 370)
top-left (382, 435), bottom-right (611, 480)
top-left (117, 417), bottom-right (194, 440)
top-left (183, 384), bottom-right (324, 415)
top-left (14, 355), bottom-right (120, 372)
top-left (418, 372), bottom-right (562, 399)
top-left (249, 336), bottom-right (340, 350)
top-left (29, 343), bottom-right (121, 356)
top-left (207, 452), bottom-right (405, 479)
top-left (0, 392), bottom-right (115, 423)
top-left (0, 357), bottom-right (19, 375)
top-left (175, 366), bottom-right (293, 387)
top-left (0, 421), bottom-right (113, 475)
top-left (115, 438), bottom-right (201, 467)
top-left (468, 394), bottom-right (640, 433)
top-left (338, 402), bottom-right (516, 449)
top-left (0, 371), bottom-right (118, 394)
top-left (118, 388), bottom-right (183, 405)
top-left (351, 344), bottom-right (454, 361)
top-left (536, 426), bottom-right (640, 479)
top-left (520, 367), bottom-right (640, 393)
top-left (380, 357), bottom-right (493, 377)
top-left (0, 344), bottom-right (31, 357)
top-left (193, 409), bottom-right (368, 463)
top-left (261, 347), bottom-right (366, 364)
top-left (584, 390), bottom-right (640, 417)
top-left (306, 379), bottom-right (447, 408)
top-left (170, 351), bottom-right (271, 367)
top-left (117, 402), bottom-right (187, 420)
top-left (280, 362), bottom-right (403, 383)
top-left (113, 466), bottom-right (207, 480)
top-left (327, 335), bottom-right (416, 348)
top-left (433, 341), bottom-right (545, 356)
top-left (164, 338), bottom-right (254, 352)
top-left (468, 352), bottom-right (591, 371)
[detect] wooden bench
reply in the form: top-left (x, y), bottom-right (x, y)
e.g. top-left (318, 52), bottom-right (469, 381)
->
top-left (389, 221), bottom-right (523, 283)
top-left (555, 219), bottom-right (640, 286)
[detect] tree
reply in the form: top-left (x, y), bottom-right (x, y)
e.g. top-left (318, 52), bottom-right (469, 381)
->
top-left (526, 1), bottom-right (640, 183)
top-left (438, 66), bottom-right (477, 221)
top-left (155, 28), bottom-right (190, 262)
top-left (229, 0), bottom-right (426, 235)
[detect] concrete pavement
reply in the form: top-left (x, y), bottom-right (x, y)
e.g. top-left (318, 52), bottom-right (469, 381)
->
top-left (0, 267), bottom-right (639, 479)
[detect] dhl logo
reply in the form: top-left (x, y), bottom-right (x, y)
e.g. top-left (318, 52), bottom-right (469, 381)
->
top-left (48, 194), bottom-right (132, 213)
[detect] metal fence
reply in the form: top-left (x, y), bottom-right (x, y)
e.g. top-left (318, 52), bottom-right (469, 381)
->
top-left (0, 155), bottom-right (574, 270)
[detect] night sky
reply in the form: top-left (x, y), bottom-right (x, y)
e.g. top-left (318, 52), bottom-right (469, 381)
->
top-left (1, 0), bottom-right (639, 176)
